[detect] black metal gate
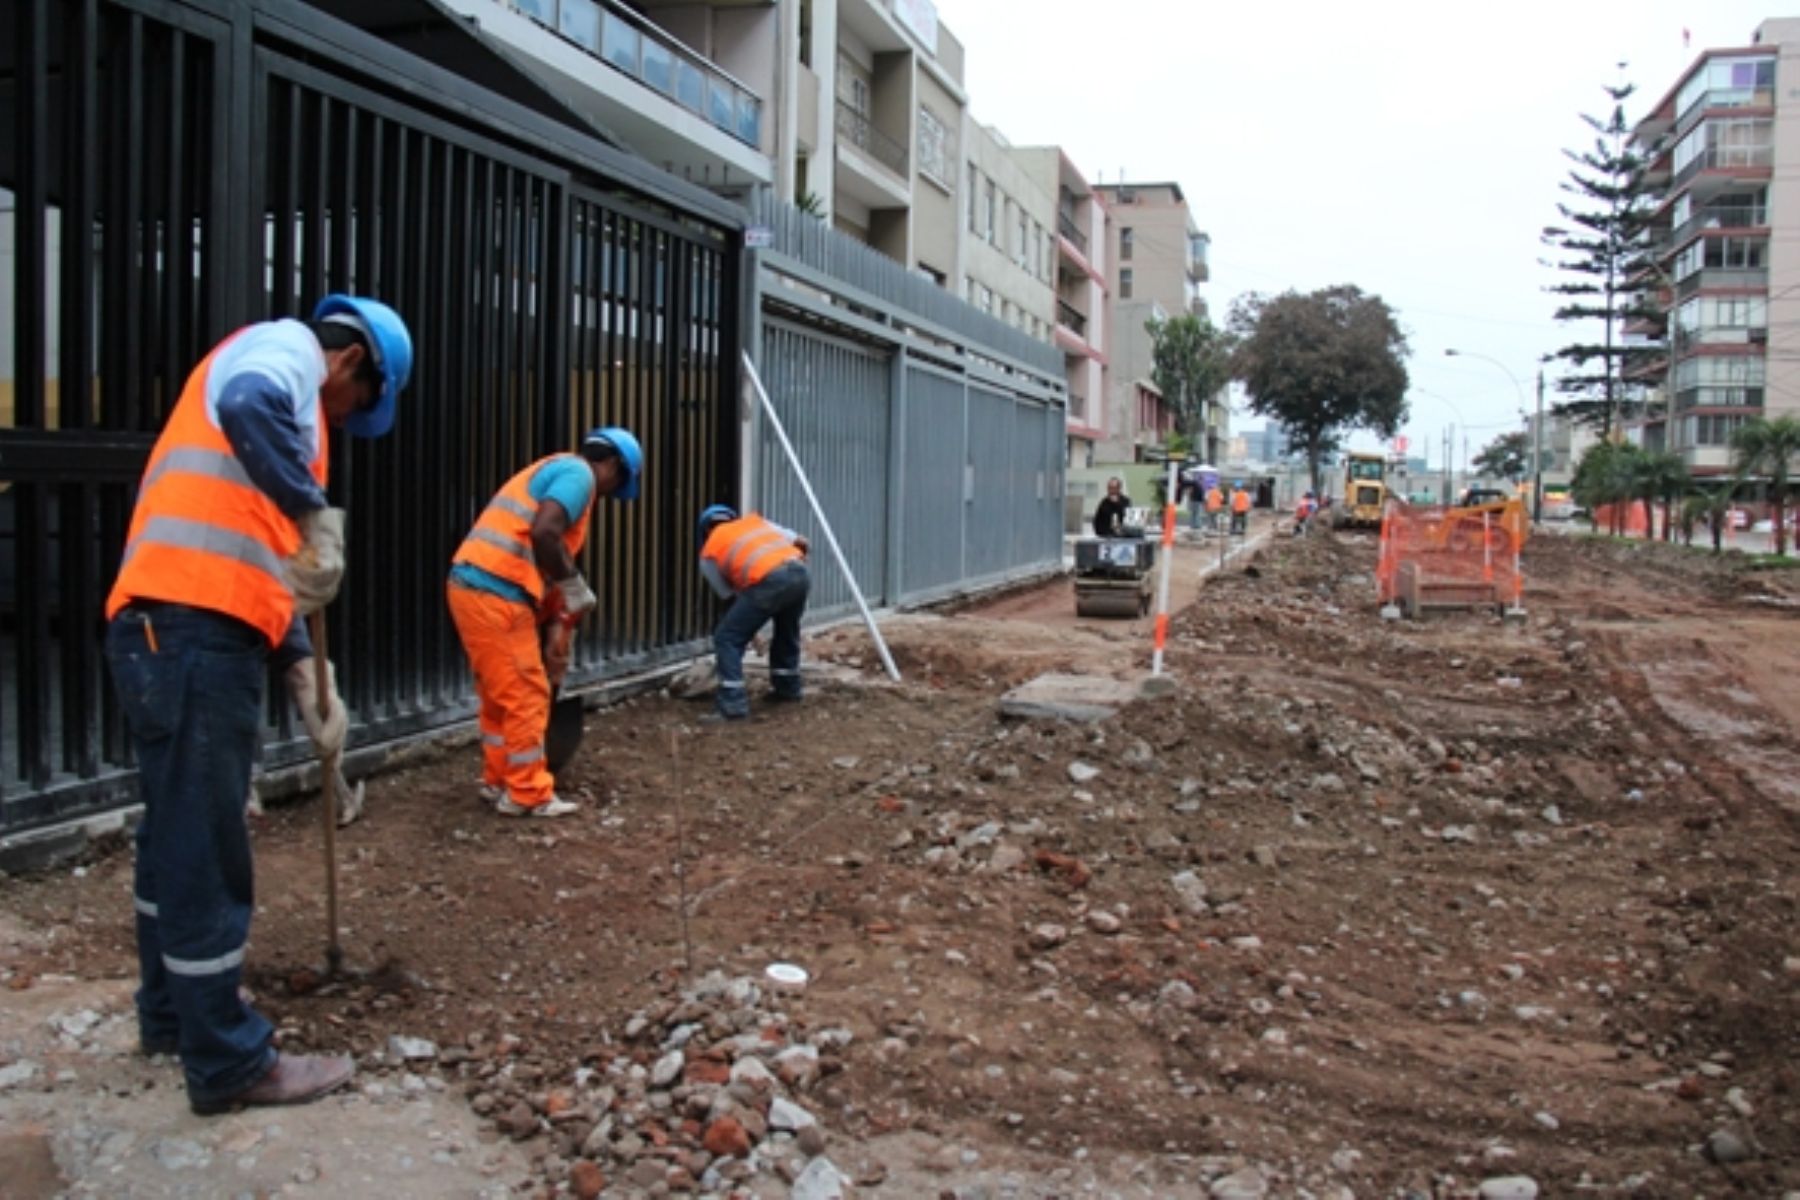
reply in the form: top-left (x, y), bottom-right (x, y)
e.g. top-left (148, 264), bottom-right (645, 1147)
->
top-left (0, 0), bottom-right (743, 837)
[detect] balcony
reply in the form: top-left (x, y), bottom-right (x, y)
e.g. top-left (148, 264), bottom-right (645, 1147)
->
top-left (835, 99), bottom-right (907, 177)
top-left (1675, 267), bottom-right (1768, 299)
top-left (1663, 203), bottom-right (1768, 255)
top-left (1057, 210), bottom-right (1088, 255)
top-left (1056, 298), bottom-right (1088, 339)
top-left (1674, 144), bottom-right (1773, 192)
top-left (504, 0), bottom-right (762, 149)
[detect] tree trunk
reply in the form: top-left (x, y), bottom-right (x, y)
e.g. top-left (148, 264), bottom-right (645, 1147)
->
top-left (1711, 515), bottom-right (1723, 555)
top-left (1661, 498), bottom-right (1672, 542)
top-left (1778, 495), bottom-right (1787, 557)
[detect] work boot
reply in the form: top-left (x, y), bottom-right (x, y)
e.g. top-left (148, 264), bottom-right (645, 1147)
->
top-left (699, 708), bottom-right (749, 724)
top-left (190, 1053), bottom-right (354, 1116)
top-left (477, 782), bottom-right (502, 804)
top-left (767, 690), bottom-right (803, 705)
top-left (495, 794), bottom-right (579, 818)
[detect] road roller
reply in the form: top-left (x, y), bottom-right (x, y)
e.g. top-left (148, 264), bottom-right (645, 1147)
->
top-left (1073, 535), bottom-right (1155, 618)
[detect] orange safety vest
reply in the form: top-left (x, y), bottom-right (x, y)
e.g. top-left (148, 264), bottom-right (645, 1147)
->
top-left (1231, 489), bottom-right (1251, 514)
top-left (1204, 487), bottom-right (1224, 513)
top-left (453, 455), bottom-right (592, 604)
top-left (106, 332), bottom-right (328, 646)
top-left (702, 513), bottom-right (803, 592)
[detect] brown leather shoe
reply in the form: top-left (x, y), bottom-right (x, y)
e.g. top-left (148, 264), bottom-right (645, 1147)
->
top-left (190, 1053), bottom-right (355, 1115)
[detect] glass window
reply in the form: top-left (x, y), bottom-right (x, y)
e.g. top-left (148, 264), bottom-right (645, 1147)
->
top-left (1120, 268), bottom-right (1133, 299)
top-left (1120, 227), bottom-right (1133, 260)
top-left (641, 37), bottom-right (675, 95)
top-left (557, 0), bottom-right (600, 49)
top-left (968, 167), bottom-right (982, 231)
top-left (675, 59), bottom-right (705, 113)
top-left (513, 0), bottom-right (553, 21)
top-left (984, 179), bottom-right (996, 242)
top-left (737, 92), bottom-right (760, 146)
top-left (706, 77), bottom-right (735, 131)
top-left (601, 11), bottom-right (641, 74)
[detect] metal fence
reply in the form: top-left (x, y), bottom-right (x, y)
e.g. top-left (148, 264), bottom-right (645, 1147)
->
top-left (748, 196), bottom-right (1068, 618)
top-left (0, 0), bottom-right (742, 838)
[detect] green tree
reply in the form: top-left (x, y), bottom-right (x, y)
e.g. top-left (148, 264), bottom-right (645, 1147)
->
top-left (1631, 449), bottom-right (1687, 541)
top-left (1731, 415), bottom-right (1800, 555)
top-left (1541, 77), bottom-right (1657, 438)
top-left (1571, 441), bottom-right (1639, 534)
top-left (1473, 431), bottom-right (1529, 480)
top-left (1681, 486), bottom-right (1734, 552)
top-left (1227, 285), bottom-right (1409, 496)
top-left (1147, 313), bottom-right (1234, 449)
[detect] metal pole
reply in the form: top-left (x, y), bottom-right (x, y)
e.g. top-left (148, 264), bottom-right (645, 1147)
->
top-left (741, 350), bottom-right (902, 683)
top-left (1151, 457), bottom-right (1179, 677)
top-left (1532, 369), bottom-right (1545, 524)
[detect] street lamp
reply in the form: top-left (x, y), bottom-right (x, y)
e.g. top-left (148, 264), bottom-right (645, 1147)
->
top-left (1445, 348), bottom-right (1541, 521)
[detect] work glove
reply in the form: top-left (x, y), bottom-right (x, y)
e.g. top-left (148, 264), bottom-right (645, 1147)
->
top-left (554, 572), bottom-right (597, 619)
top-left (286, 507), bottom-right (346, 615)
top-left (286, 659), bottom-right (349, 760)
top-left (543, 622), bottom-right (574, 691)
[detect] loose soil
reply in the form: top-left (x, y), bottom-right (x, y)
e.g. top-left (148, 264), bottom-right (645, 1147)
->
top-left (4, 527), bottom-right (1798, 1197)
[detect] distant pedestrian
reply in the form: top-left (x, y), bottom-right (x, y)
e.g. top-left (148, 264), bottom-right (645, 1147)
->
top-left (1205, 483), bottom-right (1225, 533)
top-left (1294, 490), bottom-right (1317, 535)
top-left (1229, 482), bottom-right (1252, 535)
top-left (1094, 477), bottom-right (1131, 538)
top-left (1180, 462), bottom-right (1205, 532)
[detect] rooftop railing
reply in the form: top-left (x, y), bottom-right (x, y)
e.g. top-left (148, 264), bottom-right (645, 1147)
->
top-left (834, 99), bottom-right (907, 177)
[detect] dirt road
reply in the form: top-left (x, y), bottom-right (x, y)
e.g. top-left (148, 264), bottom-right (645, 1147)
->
top-left (3, 527), bottom-right (1796, 1198)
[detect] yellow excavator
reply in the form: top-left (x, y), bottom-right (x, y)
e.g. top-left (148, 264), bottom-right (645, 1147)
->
top-left (1340, 451), bottom-right (1388, 528)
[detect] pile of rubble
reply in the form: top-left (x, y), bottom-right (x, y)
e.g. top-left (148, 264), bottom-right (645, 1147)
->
top-left (430, 969), bottom-right (868, 1197)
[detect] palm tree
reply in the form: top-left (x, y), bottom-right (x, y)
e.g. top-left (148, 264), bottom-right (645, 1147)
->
top-left (1634, 450), bottom-right (1687, 541)
top-left (1731, 416), bottom-right (1800, 556)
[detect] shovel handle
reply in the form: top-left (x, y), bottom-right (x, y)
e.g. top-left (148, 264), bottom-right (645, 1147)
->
top-left (307, 612), bottom-right (342, 970)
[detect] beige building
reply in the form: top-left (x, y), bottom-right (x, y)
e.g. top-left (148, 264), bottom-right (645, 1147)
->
top-left (1630, 18), bottom-right (1792, 475)
top-left (1015, 149), bottom-right (1110, 464)
top-left (961, 122), bottom-right (1057, 342)
top-left (1093, 182), bottom-right (1213, 463)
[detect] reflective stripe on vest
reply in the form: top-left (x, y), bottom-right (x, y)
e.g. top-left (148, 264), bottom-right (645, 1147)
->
top-left (702, 514), bottom-right (802, 592)
top-left (105, 330), bottom-right (328, 646)
top-left (451, 455), bottom-right (591, 602)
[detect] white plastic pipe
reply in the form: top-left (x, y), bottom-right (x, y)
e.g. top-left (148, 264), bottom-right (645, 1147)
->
top-left (741, 350), bottom-right (902, 683)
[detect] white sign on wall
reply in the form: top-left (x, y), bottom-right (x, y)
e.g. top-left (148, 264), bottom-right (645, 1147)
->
top-left (892, 0), bottom-right (939, 54)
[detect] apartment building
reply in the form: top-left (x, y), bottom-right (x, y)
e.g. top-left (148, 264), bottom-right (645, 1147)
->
top-left (962, 122), bottom-right (1057, 342)
top-left (1092, 182), bottom-right (1213, 463)
top-left (1630, 18), bottom-right (1793, 475)
top-left (1016, 149), bottom-right (1110, 465)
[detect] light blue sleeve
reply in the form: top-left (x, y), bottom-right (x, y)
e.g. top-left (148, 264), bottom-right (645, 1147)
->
top-left (528, 457), bottom-right (595, 524)
top-left (698, 558), bottom-right (735, 600)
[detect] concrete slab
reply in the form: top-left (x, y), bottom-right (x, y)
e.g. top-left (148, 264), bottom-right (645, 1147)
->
top-left (999, 673), bottom-right (1141, 722)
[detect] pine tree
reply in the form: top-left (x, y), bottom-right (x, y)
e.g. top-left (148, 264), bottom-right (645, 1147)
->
top-left (1541, 78), bottom-right (1657, 438)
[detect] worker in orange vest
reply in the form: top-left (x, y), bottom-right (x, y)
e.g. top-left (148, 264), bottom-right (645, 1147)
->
top-left (1295, 490), bottom-right (1317, 534)
top-left (696, 505), bottom-right (811, 721)
top-left (1204, 482), bottom-right (1225, 533)
top-left (1229, 481), bottom-right (1252, 534)
top-left (104, 294), bottom-right (413, 1115)
top-left (446, 427), bottom-right (644, 818)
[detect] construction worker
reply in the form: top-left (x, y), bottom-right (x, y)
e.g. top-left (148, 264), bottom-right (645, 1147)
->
top-left (1295, 490), bottom-right (1317, 535)
top-left (447, 427), bottom-right (643, 818)
top-left (104, 294), bottom-right (413, 1115)
top-left (1229, 481), bottom-right (1252, 535)
top-left (696, 505), bottom-right (811, 721)
top-left (1094, 477), bottom-right (1131, 537)
top-left (1204, 481), bottom-right (1225, 533)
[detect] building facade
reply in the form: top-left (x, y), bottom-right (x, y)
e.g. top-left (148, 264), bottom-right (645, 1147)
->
top-left (1093, 182), bottom-right (1212, 463)
top-left (962, 122), bottom-right (1057, 342)
top-left (1016, 149), bottom-right (1110, 465)
top-left (1631, 18), bottom-right (1792, 475)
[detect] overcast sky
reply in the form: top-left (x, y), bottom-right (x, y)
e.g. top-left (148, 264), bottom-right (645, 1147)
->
top-left (943, 0), bottom-right (1779, 468)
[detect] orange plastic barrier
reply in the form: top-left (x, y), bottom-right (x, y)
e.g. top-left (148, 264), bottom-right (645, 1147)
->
top-left (1377, 499), bottom-right (1527, 612)
top-left (1593, 502), bottom-right (1651, 537)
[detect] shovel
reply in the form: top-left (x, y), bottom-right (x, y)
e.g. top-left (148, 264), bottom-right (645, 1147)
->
top-left (544, 620), bottom-right (585, 779)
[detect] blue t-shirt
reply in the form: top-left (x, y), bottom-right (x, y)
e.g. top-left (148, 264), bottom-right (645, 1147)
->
top-left (450, 457), bottom-right (596, 605)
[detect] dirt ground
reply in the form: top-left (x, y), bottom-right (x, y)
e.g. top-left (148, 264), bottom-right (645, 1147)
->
top-left (4, 524), bottom-right (1799, 1198)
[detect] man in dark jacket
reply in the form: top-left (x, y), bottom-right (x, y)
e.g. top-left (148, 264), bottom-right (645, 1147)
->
top-left (1093, 477), bottom-right (1131, 537)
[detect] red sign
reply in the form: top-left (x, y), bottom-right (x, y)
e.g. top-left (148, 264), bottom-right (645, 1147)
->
top-left (1393, 436), bottom-right (1410, 455)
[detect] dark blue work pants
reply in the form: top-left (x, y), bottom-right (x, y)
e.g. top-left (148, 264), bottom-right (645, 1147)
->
top-left (713, 562), bottom-right (811, 717)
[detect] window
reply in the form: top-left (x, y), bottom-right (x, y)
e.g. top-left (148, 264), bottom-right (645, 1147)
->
top-left (1674, 355), bottom-right (1765, 390)
top-left (1120, 268), bottom-right (1133, 299)
top-left (918, 105), bottom-right (953, 188)
top-left (984, 179), bottom-right (997, 243)
top-left (1120, 227), bottom-right (1134, 260)
top-left (968, 166), bottom-right (981, 231)
top-left (1017, 210), bottom-right (1028, 265)
top-left (1676, 55), bottom-right (1775, 120)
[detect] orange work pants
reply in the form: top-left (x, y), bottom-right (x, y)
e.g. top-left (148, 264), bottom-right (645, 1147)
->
top-left (445, 583), bottom-right (554, 806)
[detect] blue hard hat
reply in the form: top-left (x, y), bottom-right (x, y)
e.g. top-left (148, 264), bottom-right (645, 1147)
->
top-left (313, 294), bottom-right (413, 439)
top-left (582, 426), bottom-right (643, 500)
top-left (697, 504), bottom-right (737, 546)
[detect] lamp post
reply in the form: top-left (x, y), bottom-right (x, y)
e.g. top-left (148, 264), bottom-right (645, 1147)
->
top-left (1445, 348), bottom-right (1538, 519)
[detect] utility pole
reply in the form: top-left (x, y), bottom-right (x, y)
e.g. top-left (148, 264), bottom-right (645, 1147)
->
top-left (1533, 369), bottom-right (1545, 523)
